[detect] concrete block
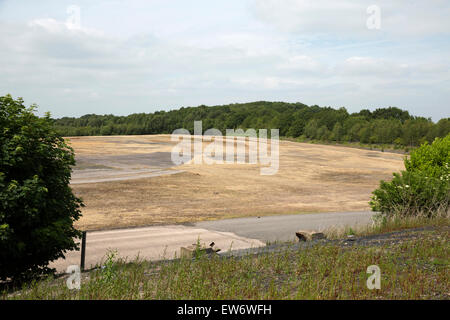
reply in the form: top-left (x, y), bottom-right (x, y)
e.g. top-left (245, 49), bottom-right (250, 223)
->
top-left (296, 230), bottom-right (326, 241)
top-left (180, 242), bottom-right (220, 258)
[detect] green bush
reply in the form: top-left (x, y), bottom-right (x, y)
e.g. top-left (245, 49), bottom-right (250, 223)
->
top-left (405, 134), bottom-right (449, 178)
top-left (370, 134), bottom-right (449, 217)
top-left (0, 95), bottom-right (83, 281)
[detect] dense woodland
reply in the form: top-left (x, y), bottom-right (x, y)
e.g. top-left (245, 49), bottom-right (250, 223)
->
top-left (54, 101), bottom-right (450, 147)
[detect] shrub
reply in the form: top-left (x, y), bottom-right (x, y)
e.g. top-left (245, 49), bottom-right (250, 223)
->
top-left (405, 134), bottom-right (449, 178)
top-left (370, 134), bottom-right (449, 217)
top-left (0, 95), bottom-right (83, 281)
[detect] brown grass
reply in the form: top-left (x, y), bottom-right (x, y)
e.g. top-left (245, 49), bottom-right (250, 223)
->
top-left (67, 135), bottom-right (405, 230)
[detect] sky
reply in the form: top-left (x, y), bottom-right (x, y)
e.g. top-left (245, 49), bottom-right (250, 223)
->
top-left (0, 0), bottom-right (449, 121)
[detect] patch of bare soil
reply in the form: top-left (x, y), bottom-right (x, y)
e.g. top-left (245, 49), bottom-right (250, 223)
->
top-left (67, 135), bottom-right (405, 230)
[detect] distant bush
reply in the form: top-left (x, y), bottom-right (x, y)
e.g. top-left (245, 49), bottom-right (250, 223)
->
top-left (0, 94), bottom-right (83, 281)
top-left (370, 134), bottom-right (449, 217)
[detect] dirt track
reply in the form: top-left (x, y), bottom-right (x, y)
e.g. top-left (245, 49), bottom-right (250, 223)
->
top-left (67, 135), bottom-right (405, 231)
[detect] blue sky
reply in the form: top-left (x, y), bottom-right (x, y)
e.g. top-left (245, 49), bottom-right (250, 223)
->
top-left (0, 0), bottom-right (449, 120)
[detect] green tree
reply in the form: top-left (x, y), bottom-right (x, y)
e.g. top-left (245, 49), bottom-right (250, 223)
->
top-left (402, 118), bottom-right (433, 147)
top-left (304, 119), bottom-right (319, 139)
top-left (316, 125), bottom-right (330, 140)
top-left (0, 95), bottom-right (83, 281)
top-left (50, 101), bottom-right (448, 147)
top-left (372, 107), bottom-right (411, 122)
top-left (330, 122), bottom-right (344, 142)
top-left (287, 118), bottom-right (306, 137)
top-left (343, 117), bottom-right (366, 141)
top-left (434, 118), bottom-right (450, 138)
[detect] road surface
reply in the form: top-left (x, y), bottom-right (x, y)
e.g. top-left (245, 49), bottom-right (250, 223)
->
top-left (194, 211), bottom-right (376, 242)
top-left (50, 211), bottom-right (376, 273)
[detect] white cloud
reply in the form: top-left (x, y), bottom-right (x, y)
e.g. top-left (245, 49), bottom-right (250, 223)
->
top-left (337, 57), bottom-right (409, 77)
top-left (0, 0), bottom-right (448, 121)
top-left (252, 0), bottom-right (366, 35)
top-left (251, 0), bottom-right (450, 37)
top-left (28, 18), bottom-right (104, 37)
top-left (335, 57), bottom-right (450, 82)
top-left (278, 55), bottom-right (322, 72)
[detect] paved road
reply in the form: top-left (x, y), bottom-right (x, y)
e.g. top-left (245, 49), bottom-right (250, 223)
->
top-left (50, 211), bottom-right (376, 273)
top-left (194, 211), bottom-right (376, 242)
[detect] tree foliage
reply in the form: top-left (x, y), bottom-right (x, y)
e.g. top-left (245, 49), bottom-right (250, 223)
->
top-left (53, 101), bottom-right (449, 147)
top-left (0, 94), bottom-right (83, 281)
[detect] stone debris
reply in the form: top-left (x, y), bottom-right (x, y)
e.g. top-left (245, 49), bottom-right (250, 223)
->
top-left (180, 241), bottom-right (221, 258)
top-left (295, 230), bottom-right (326, 242)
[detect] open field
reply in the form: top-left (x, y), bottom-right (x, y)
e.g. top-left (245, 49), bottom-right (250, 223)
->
top-left (68, 135), bottom-right (405, 231)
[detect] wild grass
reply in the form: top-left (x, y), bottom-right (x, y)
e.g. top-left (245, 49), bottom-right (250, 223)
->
top-left (323, 209), bottom-right (449, 239)
top-left (3, 217), bottom-right (448, 300)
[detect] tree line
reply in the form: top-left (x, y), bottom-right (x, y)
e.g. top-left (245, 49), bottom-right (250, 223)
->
top-left (53, 101), bottom-right (450, 147)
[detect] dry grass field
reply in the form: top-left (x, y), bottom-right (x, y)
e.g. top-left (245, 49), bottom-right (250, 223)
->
top-left (67, 135), bottom-right (405, 231)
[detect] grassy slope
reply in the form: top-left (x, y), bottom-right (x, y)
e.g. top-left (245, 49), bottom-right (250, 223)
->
top-left (4, 217), bottom-right (449, 300)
